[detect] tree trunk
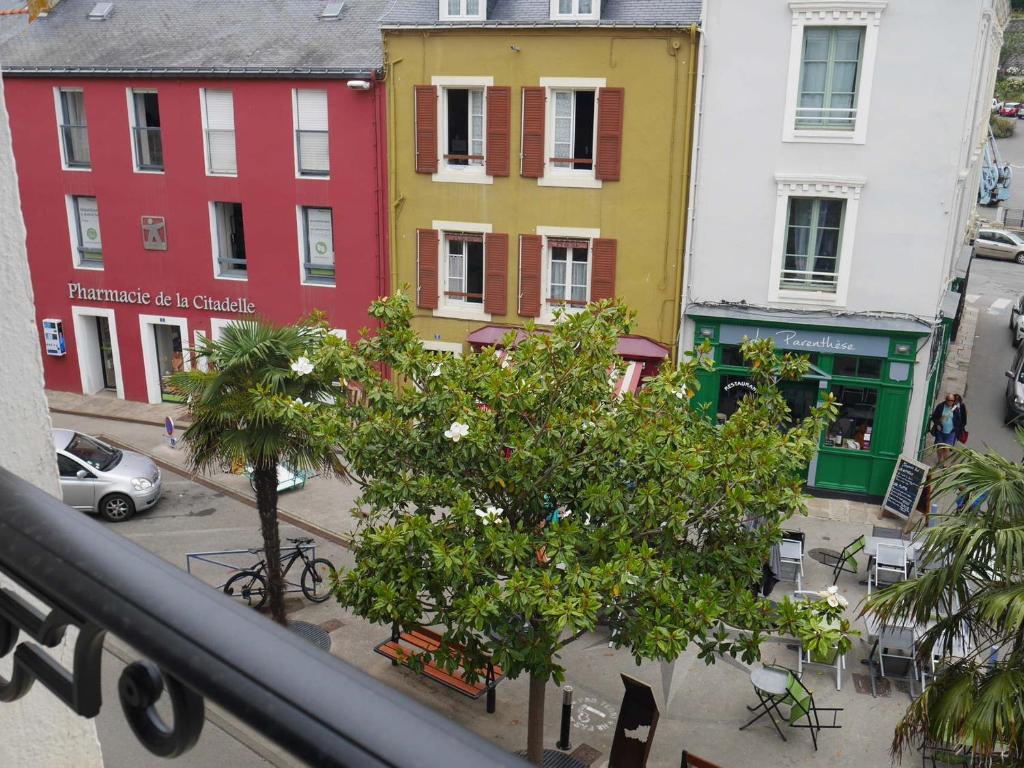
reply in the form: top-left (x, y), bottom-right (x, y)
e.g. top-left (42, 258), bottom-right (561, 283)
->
top-left (526, 671), bottom-right (546, 766)
top-left (252, 463), bottom-right (287, 626)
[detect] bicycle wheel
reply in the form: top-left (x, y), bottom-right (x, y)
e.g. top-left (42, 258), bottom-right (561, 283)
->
top-left (300, 558), bottom-right (335, 603)
top-left (224, 571), bottom-right (268, 609)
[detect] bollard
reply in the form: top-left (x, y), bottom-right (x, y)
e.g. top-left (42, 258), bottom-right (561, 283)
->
top-left (557, 685), bottom-right (573, 751)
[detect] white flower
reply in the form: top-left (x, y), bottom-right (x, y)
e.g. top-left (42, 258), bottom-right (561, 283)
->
top-left (293, 397), bottom-right (310, 407)
top-left (291, 357), bottom-right (314, 376)
top-left (561, 508), bottom-right (572, 519)
top-left (444, 421), bottom-right (470, 442)
top-left (825, 594), bottom-right (840, 608)
top-left (475, 505), bottom-right (504, 524)
top-left (328, 329), bottom-right (347, 339)
top-left (430, 364), bottom-right (442, 378)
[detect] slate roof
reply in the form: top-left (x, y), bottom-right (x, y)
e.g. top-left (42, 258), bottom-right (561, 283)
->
top-left (0, 3), bottom-right (28, 49)
top-left (380, 0), bottom-right (701, 27)
top-left (0, 0), bottom-right (390, 76)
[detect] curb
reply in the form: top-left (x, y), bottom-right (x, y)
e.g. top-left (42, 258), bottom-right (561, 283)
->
top-left (99, 434), bottom-right (355, 550)
top-left (50, 406), bottom-right (185, 430)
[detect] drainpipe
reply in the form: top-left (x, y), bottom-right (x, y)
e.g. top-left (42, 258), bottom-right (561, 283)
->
top-left (678, 14), bottom-right (708, 362)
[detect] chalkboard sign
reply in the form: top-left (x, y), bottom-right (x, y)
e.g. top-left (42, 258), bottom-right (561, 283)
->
top-left (882, 455), bottom-right (930, 520)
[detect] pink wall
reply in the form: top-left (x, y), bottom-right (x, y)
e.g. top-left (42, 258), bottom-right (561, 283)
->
top-left (6, 75), bottom-right (388, 402)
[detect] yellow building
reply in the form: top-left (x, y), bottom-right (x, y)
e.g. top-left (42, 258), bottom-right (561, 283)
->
top-left (381, 1), bottom-right (699, 369)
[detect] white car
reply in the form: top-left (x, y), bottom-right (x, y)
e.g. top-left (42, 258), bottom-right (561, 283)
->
top-left (1012, 296), bottom-right (1024, 347)
top-left (974, 228), bottom-right (1024, 264)
top-left (54, 429), bottom-right (162, 521)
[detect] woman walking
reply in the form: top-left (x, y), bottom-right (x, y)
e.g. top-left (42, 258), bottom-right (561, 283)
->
top-left (930, 393), bottom-right (965, 463)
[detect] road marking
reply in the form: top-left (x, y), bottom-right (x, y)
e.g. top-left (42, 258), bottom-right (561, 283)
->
top-left (966, 294), bottom-right (980, 303)
top-left (990, 298), bottom-right (1012, 313)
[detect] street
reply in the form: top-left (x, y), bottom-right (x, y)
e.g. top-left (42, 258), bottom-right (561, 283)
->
top-left (988, 120), bottom-right (1024, 213)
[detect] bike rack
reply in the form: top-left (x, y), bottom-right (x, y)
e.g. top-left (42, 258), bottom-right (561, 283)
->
top-left (185, 545), bottom-right (317, 594)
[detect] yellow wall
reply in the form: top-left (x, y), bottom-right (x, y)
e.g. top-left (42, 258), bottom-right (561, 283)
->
top-left (384, 27), bottom-right (697, 351)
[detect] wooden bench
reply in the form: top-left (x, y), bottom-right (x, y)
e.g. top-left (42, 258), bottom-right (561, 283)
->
top-left (374, 627), bottom-right (504, 712)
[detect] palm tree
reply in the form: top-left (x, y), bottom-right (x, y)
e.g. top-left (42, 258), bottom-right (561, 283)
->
top-left (865, 444), bottom-right (1024, 763)
top-left (169, 319), bottom-right (341, 625)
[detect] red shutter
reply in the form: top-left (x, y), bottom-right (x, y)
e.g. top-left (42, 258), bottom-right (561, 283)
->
top-left (486, 87), bottom-right (511, 178)
top-left (417, 228), bottom-right (439, 309)
top-left (520, 87), bottom-right (546, 179)
top-left (591, 238), bottom-right (617, 301)
top-left (484, 233), bottom-right (508, 316)
top-left (518, 234), bottom-right (542, 317)
top-left (595, 87), bottom-right (624, 182)
top-left (414, 85), bottom-right (438, 174)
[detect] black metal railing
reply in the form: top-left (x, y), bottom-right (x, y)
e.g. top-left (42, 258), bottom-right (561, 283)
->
top-left (0, 466), bottom-right (526, 767)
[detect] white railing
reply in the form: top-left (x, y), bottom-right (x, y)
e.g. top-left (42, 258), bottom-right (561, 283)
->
top-left (795, 106), bottom-right (857, 129)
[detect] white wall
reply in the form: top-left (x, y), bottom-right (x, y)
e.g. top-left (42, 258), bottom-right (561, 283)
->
top-left (0, 70), bottom-right (105, 768)
top-left (685, 0), bottom-right (1005, 322)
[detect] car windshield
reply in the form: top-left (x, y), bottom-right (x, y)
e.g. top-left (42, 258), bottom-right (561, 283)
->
top-left (65, 433), bottom-right (121, 471)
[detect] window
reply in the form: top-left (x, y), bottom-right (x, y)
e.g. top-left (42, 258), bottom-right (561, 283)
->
top-left (57, 89), bottom-right (90, 168)
top-left (71, 196), bottom-right (102, 267)
top-left (294, 90), bottom-right (329, 177)
top-left (550, 0), bottom-right (598, 20)
top-left (440, 0), bottom-right (484, 20)
top-left (832, 354), bottom-right (882, 378)
top-left (825, 384), bottom-right (877, 451)
top-left (551, 90), bottom-right (595, 172)
top-left (300, 207), bottom-right (335, 284)
top-left (548, 238), bottom-right (590, 311)
top-left (202, 90), bottom-right (236, 176)
top-left (211, 202), bottom-right (246, 278)
top-left (796, 27), bottom-right (864, 130)
top-left (781, 198), bottom-right (844, 292)
top-left (129, 90), bottom-right (163, 171)
top-left (443, 88), bottom-right (484, 169)
top-left (783, 2), bottom-right (885, 144)
top-left (57, 454), bottom-right (88, 478)
top-left (444, 232), bottom-right (484, 305)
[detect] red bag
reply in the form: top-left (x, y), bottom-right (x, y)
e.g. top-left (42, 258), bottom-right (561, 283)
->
top-left (958, 430), bottom-right (969, 444)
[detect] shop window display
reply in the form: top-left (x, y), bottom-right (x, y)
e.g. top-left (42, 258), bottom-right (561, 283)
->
top-left (832, 354), bottom-right (881, 378)
top-left (825, 384), bottom-right (876, 450)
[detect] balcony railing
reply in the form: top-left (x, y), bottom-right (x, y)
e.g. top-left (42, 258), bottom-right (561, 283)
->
top-left (794, 106), bottom-right (857, 130)
top-left (0, 466), bottom-right (526, 767)
top-left (780, 268), bottom-right (839, 291)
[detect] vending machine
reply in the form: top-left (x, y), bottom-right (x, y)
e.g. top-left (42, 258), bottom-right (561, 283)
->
top-left (42, 318), bottom-right (66, 357)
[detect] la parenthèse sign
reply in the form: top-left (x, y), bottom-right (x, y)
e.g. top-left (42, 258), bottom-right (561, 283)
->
top-left (68, 283), bottom-right (255, 314)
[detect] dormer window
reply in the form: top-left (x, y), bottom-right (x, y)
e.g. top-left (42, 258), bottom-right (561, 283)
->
top-left (440, 0), bottom-right (485, 21)
top-left (551, 0), bottom-right (599, 20)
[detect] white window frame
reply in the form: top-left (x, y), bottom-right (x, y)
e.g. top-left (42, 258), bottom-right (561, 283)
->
top-left (138, 314), bottom-right (191, 405)
top-left (768, 174), bottom-right (864, 307)
top-left (209, 202), bottom-right (247, 281)
top-left (783, 1), bottom-right (886, 145)
top-left (200, 89), bottom-right (237, 177)
top-left (431, 219), bottom-right (492, 322)
top-left (538, 77), bottom-right (605, 190)
top-left (536, 225), bottom-right (600, 325)
top-left (70, 306), bottom-right (125, 399)
top-left (422, 340), bottom-right (464, 356)
top-left (549, 0), bottom-right (600, 21)
top-left (297, 206), bottom-right (337, 287)
top-left (66, 194), bottom-right (103, 270)
top-left (292, 89), bottom-right (330, 180)
top-left (53, 88), bottom-right (90, 172)
top-left (431, 76), bottom-right (494, 185)
top-left (126, 88), bottom-right (164, 174)
top-left (439, 0), bottom-right (485, 21)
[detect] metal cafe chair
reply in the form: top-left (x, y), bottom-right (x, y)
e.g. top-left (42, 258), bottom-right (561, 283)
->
top-left (779, 537), bottom-right (804, 591)
top-left (815, 535), bottom-right (866, 586)
top-left (868, 624), bottom-right (918, 699)
top-left (868, 542), bottom-right (908, 594)
top-left (739, 665), bottom-right (842, 751)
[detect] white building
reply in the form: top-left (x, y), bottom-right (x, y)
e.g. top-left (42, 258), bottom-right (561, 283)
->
top-left (680, 0), bottom-right (1007, 497)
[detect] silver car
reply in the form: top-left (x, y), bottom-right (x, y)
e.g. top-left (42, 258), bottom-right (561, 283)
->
top-left (974, 228), bottom-right (1024, 264)
top-left (54, 429), bottom-right (162, 521)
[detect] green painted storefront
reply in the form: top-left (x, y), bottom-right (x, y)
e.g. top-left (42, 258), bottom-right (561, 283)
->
top-left (689, 316), bottom-right (928, 498)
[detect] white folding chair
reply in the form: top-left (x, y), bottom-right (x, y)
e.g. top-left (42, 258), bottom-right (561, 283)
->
top-left (873, 625), bottom-right (918, 697)
top-left (779, 538), bottom-right (804, 591)
top-left (868, 542), bottom-right (907, 594)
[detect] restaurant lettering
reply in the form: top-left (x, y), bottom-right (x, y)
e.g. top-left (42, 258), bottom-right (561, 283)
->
top-left (68, 283), bottom-right (255, 314)
top-left (718, 323), bottom-right (890, 358)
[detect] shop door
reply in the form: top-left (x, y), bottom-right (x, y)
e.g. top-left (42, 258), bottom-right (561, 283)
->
top-left (153, 324), bottom-right (184, 402)
top-left (95, 316), bottom-right (117, 391)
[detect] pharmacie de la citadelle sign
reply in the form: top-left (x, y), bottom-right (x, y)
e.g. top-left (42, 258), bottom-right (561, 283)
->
top-left (67, 282), bottom-right (256, 314)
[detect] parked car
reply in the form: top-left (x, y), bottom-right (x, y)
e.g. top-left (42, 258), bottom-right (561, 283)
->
top-left (1011, 296), bottom-right (1024, 346)
top-left (999, 102), bottom-right (1021, 117)
top-left (54, 428), bottom-right (162, 521)
top-left (973, 228), bottom-right (1024, 264)
top-left (1006, 346), bottom-right (1024, 425)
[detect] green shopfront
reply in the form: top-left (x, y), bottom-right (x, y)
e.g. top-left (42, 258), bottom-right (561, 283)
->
top-left (689, 315), bottom-right (929, 498)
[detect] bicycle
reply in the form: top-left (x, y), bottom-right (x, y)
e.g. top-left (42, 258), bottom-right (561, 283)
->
top-left (223, 537), bottom-right (334, 609)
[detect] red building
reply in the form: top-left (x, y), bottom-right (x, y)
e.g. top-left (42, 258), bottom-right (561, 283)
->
top-left (0, 0), bottom-right (389, 402)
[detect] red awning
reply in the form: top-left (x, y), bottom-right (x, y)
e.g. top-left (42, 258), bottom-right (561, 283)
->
top-left (609, 360), bottom-right (644, 398)
top-left (466, 325), bottom-right (669, 362)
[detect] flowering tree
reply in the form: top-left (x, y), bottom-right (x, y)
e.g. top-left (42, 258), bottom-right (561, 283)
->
top-left (315, 293), bottom-right (833, 765)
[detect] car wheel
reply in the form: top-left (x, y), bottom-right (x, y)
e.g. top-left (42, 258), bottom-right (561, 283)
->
top-left (99, 493), bottom-right (135, 522)
top-left (1016, 253), bottom-right (1024, 265)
